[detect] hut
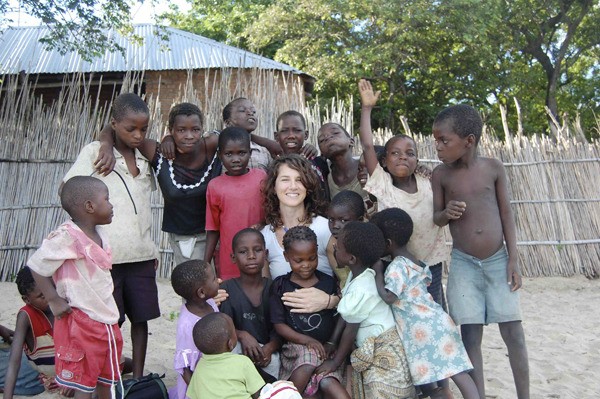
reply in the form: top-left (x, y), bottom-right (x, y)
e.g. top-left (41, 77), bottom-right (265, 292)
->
top-left (0, 24), bottom-right (315, 130)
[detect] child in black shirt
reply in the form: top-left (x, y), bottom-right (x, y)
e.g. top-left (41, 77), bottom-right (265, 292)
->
top-left (269, 226), bottom-right (349, 399)
top-left (220, 228), bottom-right (280, 382)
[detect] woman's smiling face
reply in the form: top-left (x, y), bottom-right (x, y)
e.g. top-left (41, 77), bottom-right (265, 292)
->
top-left (274, 163), bottom-right (307, 208)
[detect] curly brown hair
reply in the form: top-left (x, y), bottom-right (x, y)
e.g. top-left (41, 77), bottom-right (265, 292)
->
top-left (262, 154), bottom-right (328, 229)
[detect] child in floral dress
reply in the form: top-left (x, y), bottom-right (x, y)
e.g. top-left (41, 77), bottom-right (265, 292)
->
top-left (370, 208), bottom-right (478, 399)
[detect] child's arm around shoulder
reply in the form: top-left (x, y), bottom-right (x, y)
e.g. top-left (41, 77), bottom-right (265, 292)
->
top-left (250, 134), bottom-right (284, 159)
top-left (94, 125), bottom-right (158, 175)
top-left (358, 79), bottom-right (381, 176)
top-left (2, 314), bottom-right (31, 398)
top-left (492, 157), bottom-right (522, 291)
top-left (372, 260), bottom-right (398, 305)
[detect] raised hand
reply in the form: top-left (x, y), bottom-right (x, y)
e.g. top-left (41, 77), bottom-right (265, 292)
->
top-left (358, 79), bottom-right (381, 109)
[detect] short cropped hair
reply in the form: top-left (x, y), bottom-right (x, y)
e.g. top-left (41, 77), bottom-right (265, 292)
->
top-left (111, 93), bottom-right (149, 121)
top-left (232, 228), bottom-right (265, 251)
top-left (16, 266), bottom-right (36, 296)
top-left (193, 312), bottom-right (233, 355)
top-left (60, 176), bottom-right (106, 217)
top-left (222, 97), bottom-right (248, 122)
top-left (370, 208), bottom-right (413, 248)
top-left (170, 260), bottom-right (212, 302)
top-left (373, 144), bottom-right (386, 164)
top-left (218, 126), bottom-right (251, 150)
top-left (276, 110), bottom-right (306, 130)
top-left (384, 134), bottom-right (417, 155)
top-left (338, 221), bottom-right (385, 266)
top-left (168, 102), bottom-right (203, 130)
top-left (282, 225), bottom-right (317, 252)
top-left (318, 122), bottom-right (351, 138)
top-left (330, 190), bottom-right (365, 219)
top-left (434, 104), bottom-right (483, 144)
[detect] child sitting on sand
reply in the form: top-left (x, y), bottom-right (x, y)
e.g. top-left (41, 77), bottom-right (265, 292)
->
top-left (269, 226), bottom-right (349, 399)
top-left (186, 313), bottom-right (266, 399)
top-left (219, 228), bottom-right (281, 382)
top-left (1, 323), bottom-right (45, 397)
top-left (3, 267), bottom-right (73, 398)
top-left (170, 260), bottom-right (219, 399)
top-left (370, 208), bottom-right (479, 399)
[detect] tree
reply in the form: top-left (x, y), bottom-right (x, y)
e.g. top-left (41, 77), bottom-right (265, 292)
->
top-left (161, 0), bottom-right (600, 136)
top-left (501, 0), bottom-right (600, 129)
top-left (0, 0), bottom-right (142, 61)
top-left (159, 0), bottom-right (276, 55)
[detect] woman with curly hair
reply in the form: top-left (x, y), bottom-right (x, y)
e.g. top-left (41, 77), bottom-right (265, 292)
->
top-left (260, 154), bottom-right (339, 313)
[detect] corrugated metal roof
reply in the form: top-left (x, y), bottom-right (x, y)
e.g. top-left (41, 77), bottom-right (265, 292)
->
top-left (0, 24), bottom-right (304, 75)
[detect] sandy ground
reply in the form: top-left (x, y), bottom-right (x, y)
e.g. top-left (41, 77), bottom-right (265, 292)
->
top-left (2, 275), bottom-right (598, 399)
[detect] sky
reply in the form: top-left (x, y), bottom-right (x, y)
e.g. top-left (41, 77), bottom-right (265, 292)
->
top-left (4, 0), bottom-right (190, 26)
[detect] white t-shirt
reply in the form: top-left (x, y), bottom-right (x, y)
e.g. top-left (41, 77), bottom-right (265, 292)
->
top-left (261, 215), bottom-right (333, 279)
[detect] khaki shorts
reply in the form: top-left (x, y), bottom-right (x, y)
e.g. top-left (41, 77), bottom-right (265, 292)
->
top-left (168, 232), bottom-right (207, 267)
top-left (447, 247), bottom-right (522, 325)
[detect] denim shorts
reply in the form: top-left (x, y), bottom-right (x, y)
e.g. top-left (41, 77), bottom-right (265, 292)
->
top-left (447, 247), bottom-right (522, 325)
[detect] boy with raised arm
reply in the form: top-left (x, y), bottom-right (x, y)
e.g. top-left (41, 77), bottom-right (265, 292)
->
top-left (431, 104), bottom-right (529, 399)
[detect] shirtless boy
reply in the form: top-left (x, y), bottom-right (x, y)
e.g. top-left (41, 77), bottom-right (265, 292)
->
top-left (431, 104), bottom-right (529, 399)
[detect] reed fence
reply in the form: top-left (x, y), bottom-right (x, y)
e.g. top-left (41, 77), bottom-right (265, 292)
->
top-left (1, 72), bottom-right (598, 280)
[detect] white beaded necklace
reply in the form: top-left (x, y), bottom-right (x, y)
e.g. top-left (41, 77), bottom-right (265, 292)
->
top-left (155, 153), bottom-right (218, 190)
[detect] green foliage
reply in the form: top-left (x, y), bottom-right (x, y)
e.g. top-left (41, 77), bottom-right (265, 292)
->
top-left (159, 0), bottom-right (275, 53)
top-left (1, 0), bottom-right (143, 61)
top-left (164, 0), bottom-right (599, 136)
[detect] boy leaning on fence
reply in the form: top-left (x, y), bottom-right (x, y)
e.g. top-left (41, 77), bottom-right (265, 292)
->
top-left (431, 104), bottom-right (530, 399)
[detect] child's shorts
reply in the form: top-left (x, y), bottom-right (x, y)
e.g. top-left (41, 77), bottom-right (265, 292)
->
top-left (111, 259), bottom-right (160, 324)
top-left (54, 308), bottom-right (123, 393)
top-left (447, 247), bottom-right (522, 325)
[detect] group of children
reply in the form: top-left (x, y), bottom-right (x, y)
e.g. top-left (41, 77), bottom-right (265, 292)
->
top-left (1, 78), bottom-right (529, 399)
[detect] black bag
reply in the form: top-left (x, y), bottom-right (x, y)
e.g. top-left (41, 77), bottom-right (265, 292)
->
top-left (116, 373), bottom-right (168, 399)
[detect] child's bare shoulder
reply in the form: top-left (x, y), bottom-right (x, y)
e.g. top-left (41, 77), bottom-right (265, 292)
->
top-left (478, 157), bottom-right (505, 176)
top-left (432, 162), bottom-right (451, 175)
top-left (431, 162), bottom-right (452, 184)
